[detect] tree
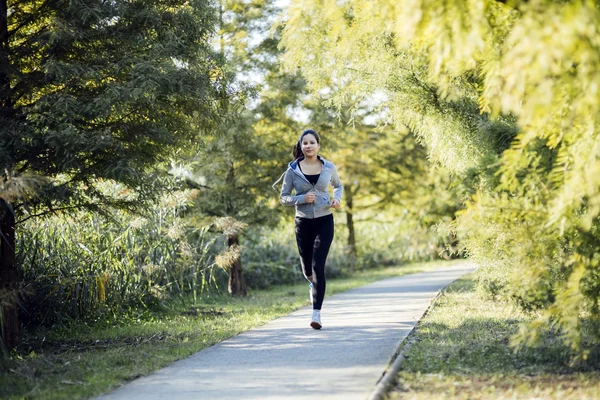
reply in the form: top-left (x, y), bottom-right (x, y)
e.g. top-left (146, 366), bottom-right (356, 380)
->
top-left (323, 118), bottom-right (461, 267)
top-left (186, 106), bottom-right (287, 295)
top-left (182, 0), bottom-right (293, 295)
top-left (280, 0), bottom-right (600, 357)
top-left (0, 0), bottom-right (226, 351)
top-left (286, 52), bottom-right (462, 267)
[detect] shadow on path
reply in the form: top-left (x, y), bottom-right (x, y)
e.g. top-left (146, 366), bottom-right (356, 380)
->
top-left (98, 263), bottom-right (476, 400)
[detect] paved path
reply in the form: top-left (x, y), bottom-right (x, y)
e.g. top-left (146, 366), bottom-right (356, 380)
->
top-left (98, 263), bottom-right (475, 400)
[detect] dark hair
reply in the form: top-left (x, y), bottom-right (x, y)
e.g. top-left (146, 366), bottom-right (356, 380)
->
top-left (292, 129), bottom-right (321, 160)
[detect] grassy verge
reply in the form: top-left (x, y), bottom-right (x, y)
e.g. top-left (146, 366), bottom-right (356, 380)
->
top-left (0, 259), bottom-right (458, 400)
top-left (389, 274), bottom-right (600, 400)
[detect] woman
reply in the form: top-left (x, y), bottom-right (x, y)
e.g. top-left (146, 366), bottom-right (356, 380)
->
top-left (278, 129), bottom-right (343, 329)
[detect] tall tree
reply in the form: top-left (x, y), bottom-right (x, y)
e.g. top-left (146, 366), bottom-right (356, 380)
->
top-left (298, 72), bottom-right (460, 267)
top-left (316, 116), bottom-right (460, 268)
top-left (0, 0), bottom-right (226, 351)
top-left (184, 0), bottom-right (292, 295)
top-left (187, 107), bottom-right (285, 295)
top-left (280, 0), bottom-right (600, 356)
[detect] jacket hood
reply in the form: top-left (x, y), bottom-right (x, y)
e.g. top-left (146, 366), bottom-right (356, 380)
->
top-left (272, 155), bottom-right (333, 192)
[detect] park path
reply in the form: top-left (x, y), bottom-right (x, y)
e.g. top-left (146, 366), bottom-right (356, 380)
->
top-left (97, 262), bottom-right (475, 400)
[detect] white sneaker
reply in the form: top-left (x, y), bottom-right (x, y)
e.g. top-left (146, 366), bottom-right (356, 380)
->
top-left (310, 310), bottom-right (322, 330)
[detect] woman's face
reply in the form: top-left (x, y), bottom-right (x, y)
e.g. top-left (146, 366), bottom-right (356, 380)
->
top-left (301, 134), bottom-right (320, 157)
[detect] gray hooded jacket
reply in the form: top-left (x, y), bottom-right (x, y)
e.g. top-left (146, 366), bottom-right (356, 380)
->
top-left (277, 155), bottom-right (343, 219)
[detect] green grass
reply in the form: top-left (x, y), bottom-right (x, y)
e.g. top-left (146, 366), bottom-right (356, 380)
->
top-left (0, 260), bottom-right (458, 400)
top-left (389, 274), bottom-right (600, 400)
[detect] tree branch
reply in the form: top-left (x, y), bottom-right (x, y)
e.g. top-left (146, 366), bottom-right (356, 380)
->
top-left (183, 177), bottom-right (213, 191)
top-left (16, 203), bottom-right (106, 225)
top-left (8, 0), bottom-right (55, 39)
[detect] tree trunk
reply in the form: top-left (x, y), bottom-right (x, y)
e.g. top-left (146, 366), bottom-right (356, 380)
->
top-left (0, 200), bottom-right (19, 352)
top-left (227, 234), bottom-right (246, 296)
top-left (0, 0), bottom-right (20, 353)
top-left (0, 0), bottom-right (9, 109)
top-left (345, 185), bottom-right (358, 269)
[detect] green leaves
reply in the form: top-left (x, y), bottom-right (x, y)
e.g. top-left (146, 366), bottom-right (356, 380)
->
top-left (2, 0), bottom-right (225, 213)
top-left (281, 0), bottom-right (600, 358)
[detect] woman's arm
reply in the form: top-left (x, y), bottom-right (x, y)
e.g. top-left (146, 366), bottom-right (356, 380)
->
top-left (330, 164), bottom-right (343, 203)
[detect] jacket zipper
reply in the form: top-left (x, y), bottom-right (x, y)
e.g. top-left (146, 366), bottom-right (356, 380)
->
top-left (292, 165), bottom-right (320, 218)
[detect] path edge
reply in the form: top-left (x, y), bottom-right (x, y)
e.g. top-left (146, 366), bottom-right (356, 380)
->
top-left (367, 272), bottom-right (467, 400)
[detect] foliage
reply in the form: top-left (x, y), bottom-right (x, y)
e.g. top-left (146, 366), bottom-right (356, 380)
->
top-left (280, 0), bottom-right (600, 358)
top-left (346, 127), bottom-right (464, 261)
top-left (0, 0), bottom-right (230, 348)
top-left (185, 107), bottom-right (284, 228)
top-left (185, 0), bottom-right (290, 227)
top-left (342, 205), bottom-right (459, 269)
top-left (173, 0), bottom-right (296, 294)
top-left (279, 1), bottom-right (513, 173)
top-left (240, 226), bottom-right (305, 289)
top-left (2, 0), bottom-right (226, 212)
top-left (16, 187), bottom-right (229, 327)
top-left (14, 194), bottom-right (449, 330)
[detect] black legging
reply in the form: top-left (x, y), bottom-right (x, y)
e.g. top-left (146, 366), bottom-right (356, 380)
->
top-left (295, 214), bottom-right (334, 310)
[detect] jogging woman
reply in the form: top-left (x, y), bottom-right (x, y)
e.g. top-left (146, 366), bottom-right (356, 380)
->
top-left (278, 129), bottom-right (343, 329)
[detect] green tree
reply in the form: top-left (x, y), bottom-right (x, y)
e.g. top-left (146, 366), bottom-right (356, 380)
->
top-left (182, 0), bottom-right (293, 295)
top-left (292, 58), bottom-right (463, 267)
top-left (186, 108), bottom-right (286, 295)
top-left (326, 119), bottom-right (461, 267)
top-left (280, 0), bottom-right (600, 357)
top-left (0, 0), bottom-right (226, 351)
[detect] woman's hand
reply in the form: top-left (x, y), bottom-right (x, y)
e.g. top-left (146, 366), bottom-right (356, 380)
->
top-left (304, 192), bottom-right (315, 203)
top-left (330, 199), bottom-right (340, 209)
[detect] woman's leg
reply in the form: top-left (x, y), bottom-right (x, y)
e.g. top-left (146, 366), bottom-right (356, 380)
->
top-left (295, 217), bottom-right (317, 283)
top-left (312, 215), bottom-right (334, 310)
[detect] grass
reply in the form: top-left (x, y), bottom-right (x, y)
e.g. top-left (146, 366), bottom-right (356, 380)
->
top-left (0, 259), bottom-right (459, 400)
top-left (388, 274), bottom-right (600, 400)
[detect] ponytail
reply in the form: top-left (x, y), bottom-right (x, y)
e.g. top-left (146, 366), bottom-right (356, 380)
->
top-left (292, 141), bottom-right (304, 160)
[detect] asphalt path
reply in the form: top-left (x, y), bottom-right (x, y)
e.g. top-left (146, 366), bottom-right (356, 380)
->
top-left (97, 262), bottom-right (476, 400)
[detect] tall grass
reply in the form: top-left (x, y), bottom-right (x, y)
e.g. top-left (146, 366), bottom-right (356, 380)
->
top-left (16, 191), bottom-right (225, 327)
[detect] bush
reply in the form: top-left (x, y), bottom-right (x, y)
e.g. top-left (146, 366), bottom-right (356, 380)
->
top-left (16, 190), bottom-right (224, 327)
top-left (458, 189), bottom-right (600, 360)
